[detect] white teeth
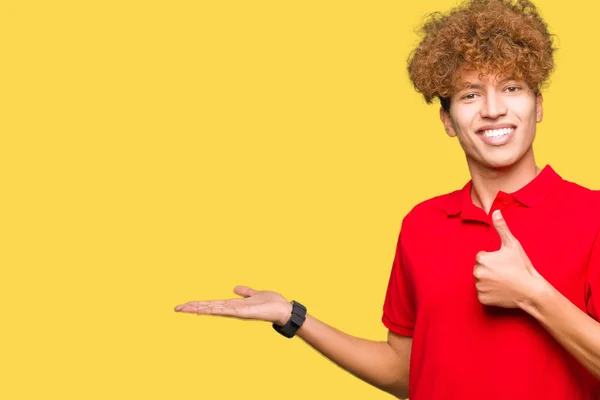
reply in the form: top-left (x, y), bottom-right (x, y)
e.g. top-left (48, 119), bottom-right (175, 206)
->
top-left (482, 128), bottom-right (514, 138)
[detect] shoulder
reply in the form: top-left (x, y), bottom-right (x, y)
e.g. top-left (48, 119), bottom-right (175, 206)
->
top-left (555, 178), bottom-right (600, 224)
top-left (401, 188), bottom-right (462, 231)
top-left (557, 178), bottom-right (600, 206)
top-left (558, 178), bottom-right (599, 196)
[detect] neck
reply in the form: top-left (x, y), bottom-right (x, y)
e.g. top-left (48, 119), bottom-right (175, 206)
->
top-left (467, 148), bottom-right (540, 214)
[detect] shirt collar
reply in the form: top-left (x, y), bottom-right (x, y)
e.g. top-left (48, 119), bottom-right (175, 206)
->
top-left (443, 164), bottom-right (563, 217)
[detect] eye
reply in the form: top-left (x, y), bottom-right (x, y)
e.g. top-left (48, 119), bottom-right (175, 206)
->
top-left (461, 93), bottom-right (478, 100)
top-left (505, 86), bottom-right (521, 93)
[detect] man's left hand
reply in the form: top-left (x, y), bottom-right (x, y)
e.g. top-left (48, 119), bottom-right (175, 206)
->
top-left (473, 209), bottom-right (547, 308)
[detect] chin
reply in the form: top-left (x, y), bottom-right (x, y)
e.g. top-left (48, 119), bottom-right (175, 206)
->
top-left (480, 154), bottom-right (525, 170)
top-left (467, 142), bottom-right (534, 171)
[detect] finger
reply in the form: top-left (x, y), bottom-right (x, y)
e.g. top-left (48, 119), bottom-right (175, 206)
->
top-left (175, 301), bottom-right (230, 313)
top-left (492, 209), bottom-right (516, 247)
top-left (174, 300), bottom-right (226, 311)
top-left (176, 303), bottom-right (238, 317)
top-left (178, 300), bottom-right (250, 319)
top-left (196, 305), bottom-right (238, 317)
top-left (234, 285), bottom-right (259, 298)
top-left (473, 264), bottom-right (485, 280)
top-left (475, 251), bottom-right (488, 266)
top-left (477, 292), bottom-right (488, 305)
top-left (175, 304), bottom-right (205, 313)
top-left (475, 280), bottom-right (484, 292)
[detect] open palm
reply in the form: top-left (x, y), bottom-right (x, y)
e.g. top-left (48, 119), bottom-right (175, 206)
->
top-left (174, 285), bottom-right (291, 326)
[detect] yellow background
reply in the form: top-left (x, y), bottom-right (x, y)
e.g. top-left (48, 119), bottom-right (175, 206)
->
top-left (2, 0), bottom-right (598, 399)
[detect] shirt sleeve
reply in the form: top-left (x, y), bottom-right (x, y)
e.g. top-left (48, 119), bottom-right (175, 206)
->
top-left (382, 226), bottom-right (416, 337)
top-left (585, 228), bottom-right (600, 320)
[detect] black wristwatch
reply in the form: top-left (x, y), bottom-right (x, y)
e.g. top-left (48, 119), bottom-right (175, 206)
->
top-left (272, 301), bottom-right (307, 338)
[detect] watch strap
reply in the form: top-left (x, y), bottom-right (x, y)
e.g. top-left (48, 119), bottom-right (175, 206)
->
top-left (272, 300), bottom-right (307, 338)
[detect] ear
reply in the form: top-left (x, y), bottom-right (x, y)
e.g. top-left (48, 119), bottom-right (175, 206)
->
top-left (535, 92), bottom-right (543, 123)
top-left (440, 107), bottom-right (456, 137)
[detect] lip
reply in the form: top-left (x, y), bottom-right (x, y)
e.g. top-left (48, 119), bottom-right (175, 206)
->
top-left (476, 123), bottom-right (517, 134)
top-left (476, 125), bottom-right (517, 146)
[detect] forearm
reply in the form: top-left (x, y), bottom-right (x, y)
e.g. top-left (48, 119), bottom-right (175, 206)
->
top-left (295, 314), bottom-right (410, 398)
top-left (519, 280), bottom-right (600, 379)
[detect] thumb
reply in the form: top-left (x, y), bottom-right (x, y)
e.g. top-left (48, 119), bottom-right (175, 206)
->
top-left (234, 285), bottom-right (259, 298)
top-left (492, 210), bottom-right (516, 247)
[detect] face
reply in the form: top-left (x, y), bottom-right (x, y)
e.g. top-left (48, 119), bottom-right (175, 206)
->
top-left (440, 69), bottom-right (543, 172)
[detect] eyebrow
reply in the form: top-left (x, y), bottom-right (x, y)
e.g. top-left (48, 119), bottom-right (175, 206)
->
top-left (460, 83), bottom-right (483, 89)
top-left (457, 77), bottom-right (518, 90)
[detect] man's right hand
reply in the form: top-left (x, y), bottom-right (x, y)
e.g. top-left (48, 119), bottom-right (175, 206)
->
top-left (175, 285), bottom-right (411, 398)
top-left (174, 285), bottom-right (293, 326)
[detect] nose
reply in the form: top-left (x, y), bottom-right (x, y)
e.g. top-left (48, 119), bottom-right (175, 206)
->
top-left (480, 93), bottom-right (507, 119)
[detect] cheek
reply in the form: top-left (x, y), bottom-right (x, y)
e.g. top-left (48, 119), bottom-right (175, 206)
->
top-left (451, 108), bottom-right (478, 136)
top-left (512, 98), bottom-right (538, 124)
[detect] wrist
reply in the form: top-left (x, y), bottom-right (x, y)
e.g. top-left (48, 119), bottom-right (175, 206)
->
top-left (517, 274), bottom-right (553, 317)
top-left (272, 300), bottom-right (307, 338)
top-left (276, 302), bottom-right (294, 327)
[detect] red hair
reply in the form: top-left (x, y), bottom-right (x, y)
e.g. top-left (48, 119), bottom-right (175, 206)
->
top-left (407, 0), bottom-right (556, 106)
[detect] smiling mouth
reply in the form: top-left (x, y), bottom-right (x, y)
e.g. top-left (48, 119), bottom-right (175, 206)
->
top-left (475, 126), bottom-right (516, 146)
top-left (478, 127), bottom-right (515, 138)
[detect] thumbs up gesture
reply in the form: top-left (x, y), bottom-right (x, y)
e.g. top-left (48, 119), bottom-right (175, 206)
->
top-left (473, 210), bottom-right (545, 308)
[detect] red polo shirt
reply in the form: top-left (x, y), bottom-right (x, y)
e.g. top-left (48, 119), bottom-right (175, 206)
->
top-left (382, 165), bottom-right (600, 399)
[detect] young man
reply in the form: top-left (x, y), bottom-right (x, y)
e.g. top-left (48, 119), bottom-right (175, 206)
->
top-left (175, 0), bottom-right (600, 398)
